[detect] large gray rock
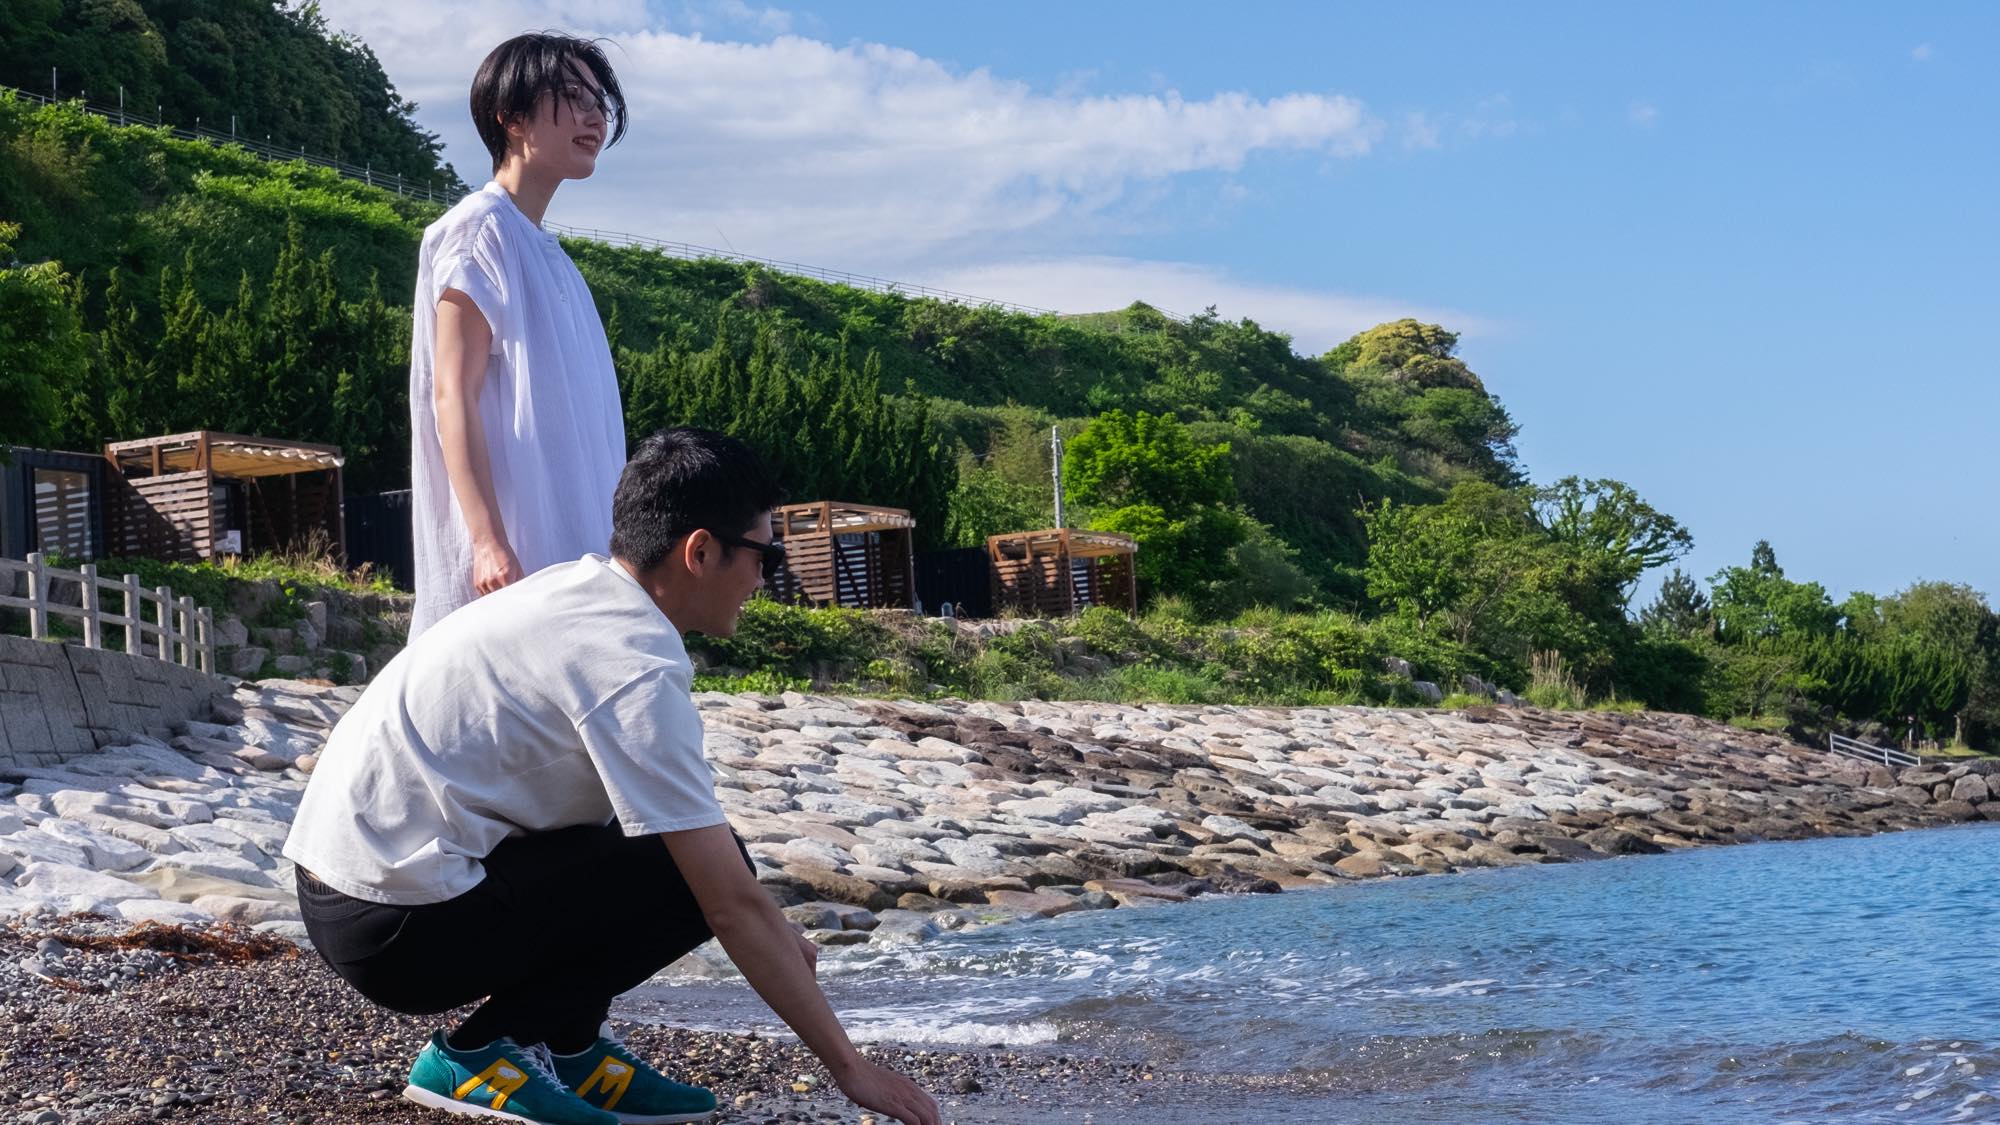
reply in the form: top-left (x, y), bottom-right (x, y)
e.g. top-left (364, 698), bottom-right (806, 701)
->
top-left (214, 616), bottom-right (251, 649)
top-left (191, 894), bottom-right (300, 925)
top-left (1199, 814), bottom-right (1271, 846)
top-left (0, 828), bottom-right (93, 869)
top-left (148, 850), bottom-right (277, 887)
top-left (1950, 775), bottom-right (1990, 804)
top-left (168, 822), bottom-right (270, 864)
top-left (228, 646), bottom-right (270, 678)
top-left (35, 818), bottom-right (152, 871)
top-left (868, 909), bottom-right (943, 945)
top-left (15, 861), bottom-right (151, 904)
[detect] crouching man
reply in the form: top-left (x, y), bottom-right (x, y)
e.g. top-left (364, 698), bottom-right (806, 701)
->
top-left (283, 428), bottom-right (941, 1125)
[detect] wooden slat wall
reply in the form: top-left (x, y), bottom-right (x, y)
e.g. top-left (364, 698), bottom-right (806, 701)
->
top-left (768, 529), bottom-right (915, 610)
top-left (992, 556), bottom-right (1074, 617)
top-left (244, 471), bottom-right (341, 554)
top-left (103, 471), bottom-right (214, 562)
top-left (992, 550), bottom-right (1135, 617)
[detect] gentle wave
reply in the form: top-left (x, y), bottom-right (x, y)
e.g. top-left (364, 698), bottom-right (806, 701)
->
top-left (625, 824), bottom-right (2000, 1119)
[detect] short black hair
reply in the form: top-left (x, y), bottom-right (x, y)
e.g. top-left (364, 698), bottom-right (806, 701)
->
top-left (470, 32), bottom-right (628, 173)
top-left (611, 428), bottom-right (783, 571)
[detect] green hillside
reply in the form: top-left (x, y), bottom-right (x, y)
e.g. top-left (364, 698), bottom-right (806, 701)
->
top-left (0, 0), bottom-right (462, 188)
top-left (4, 75), bottom-right (1997, 748)
top-left (0, 92), bottom-right (1509, 587)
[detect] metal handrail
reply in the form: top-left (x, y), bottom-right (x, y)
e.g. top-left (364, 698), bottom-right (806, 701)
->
top-left (1, 82), bottom-right (1061, 316)
top-left (1828, 732), bottom-right (1919, 771)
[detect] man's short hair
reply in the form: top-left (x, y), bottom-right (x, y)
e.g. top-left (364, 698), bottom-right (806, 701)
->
top-left (470, 32), bottom-right (628, 173)
top-left (611, 428), bottom-right (784, 571)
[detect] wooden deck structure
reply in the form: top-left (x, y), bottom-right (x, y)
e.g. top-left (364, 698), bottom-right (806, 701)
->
top-left (102, 432), bottom-right (346, 563)
top-left (987, 528), bottom-right (1138, 617)
top-left (766, 501), bottom-right (917, 610)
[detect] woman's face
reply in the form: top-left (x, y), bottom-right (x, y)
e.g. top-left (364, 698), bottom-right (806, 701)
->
top-left (506, 59), bottom-right (610, 181)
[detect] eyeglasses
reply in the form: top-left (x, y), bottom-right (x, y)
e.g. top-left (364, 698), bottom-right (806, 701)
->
top-left (554, 81), bottom-right (611, 121)
top-left (708, 531), bottom-right (787, 582)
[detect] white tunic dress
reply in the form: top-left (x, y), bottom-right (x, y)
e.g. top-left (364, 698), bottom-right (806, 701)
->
top-left (407, 182), bottom-right (627, 640)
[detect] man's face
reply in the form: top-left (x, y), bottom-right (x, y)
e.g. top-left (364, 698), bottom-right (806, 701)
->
top-left (692, 512), bottom-right (774, 637)
top-left (509, 59), bottom-right (608, 180)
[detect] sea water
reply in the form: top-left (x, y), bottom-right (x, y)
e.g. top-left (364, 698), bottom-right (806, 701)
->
top-left (627, 823), bottom-right (2000, 1122)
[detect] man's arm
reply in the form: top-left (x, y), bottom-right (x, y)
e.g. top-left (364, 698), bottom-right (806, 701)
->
top-left (433, 290), bottom-right (522, 595)
top-left (663, 824), bottom-right (941, 1125)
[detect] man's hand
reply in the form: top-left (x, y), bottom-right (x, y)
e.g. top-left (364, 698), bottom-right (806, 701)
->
top-left (472, 536), bottom-right (523, 595)
top-left (833, 1058), bottom-right (942, 1125)
top-left (664, 826), bottom-right (937, 1125)
top-left (796, 931), bottom-right (818, 975)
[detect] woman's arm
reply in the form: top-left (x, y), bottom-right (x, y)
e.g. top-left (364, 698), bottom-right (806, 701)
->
top-left (433, 290), bottom-right (523, 595)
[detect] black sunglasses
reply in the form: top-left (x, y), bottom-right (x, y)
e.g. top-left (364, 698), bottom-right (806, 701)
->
top-left (708, 530), bottom-right (787, 582)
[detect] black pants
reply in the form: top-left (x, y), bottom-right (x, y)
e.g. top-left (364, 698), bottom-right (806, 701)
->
top-left (296, 822), bottom-right (749, 1053)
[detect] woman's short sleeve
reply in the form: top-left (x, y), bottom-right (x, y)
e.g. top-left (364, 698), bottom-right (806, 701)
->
top-left (432, 214), bottom-right (509, 353)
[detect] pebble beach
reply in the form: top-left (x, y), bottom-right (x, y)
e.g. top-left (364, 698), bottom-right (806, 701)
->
top-left (4, 675), bottom-right (1996, 1121)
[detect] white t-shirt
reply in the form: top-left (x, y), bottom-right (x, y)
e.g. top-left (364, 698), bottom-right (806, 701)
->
top-left (407, 182), bottom-right (627, 641)
top-left (283, 556), bottom-right (727, 905)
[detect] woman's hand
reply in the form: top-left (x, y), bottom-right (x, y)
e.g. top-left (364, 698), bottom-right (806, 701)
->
top-left (472, 536), bottom-right (524, 595)
top-left (796, 931), bottom-right (819, 975)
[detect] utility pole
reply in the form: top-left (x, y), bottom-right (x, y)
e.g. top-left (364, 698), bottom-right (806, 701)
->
top-left (1050, 425), bottom-right (1066, 529)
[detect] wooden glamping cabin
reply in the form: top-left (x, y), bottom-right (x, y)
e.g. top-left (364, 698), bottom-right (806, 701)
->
top-left (102, 431), bottom-right (346, 563)
top-left (766, 501), bottom-right (917, 610)
top-left (987, 528), bottom-right (1138, 617)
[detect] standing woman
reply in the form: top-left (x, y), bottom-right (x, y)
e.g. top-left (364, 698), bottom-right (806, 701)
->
top-left (408, 33), bottom-right (630, 640)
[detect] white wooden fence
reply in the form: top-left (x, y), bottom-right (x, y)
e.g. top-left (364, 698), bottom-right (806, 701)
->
top-left (0, 552), bottom-right (215, 674)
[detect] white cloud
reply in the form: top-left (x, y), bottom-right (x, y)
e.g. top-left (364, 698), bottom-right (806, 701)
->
top-left (1911, 43), bottom-right (1933, 62)
top-left (321, 0), bottom-right (1379, 266)
top-left (1628, 100), bottom-right (1659, 127)
top-left (920, 257), bottom-right (1497, 355)
top-left (317, 2), bottom-right (1493, 343)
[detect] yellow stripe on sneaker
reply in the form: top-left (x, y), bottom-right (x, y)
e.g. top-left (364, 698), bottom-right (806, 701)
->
top-left (454, 1058), bottom-right (531, 1110)
top-left (576, 1057), bottom-right (636, 1112)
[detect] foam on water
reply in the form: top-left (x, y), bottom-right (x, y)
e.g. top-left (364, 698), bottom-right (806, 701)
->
top-left (627, 824), bottom-right (2000, 1119)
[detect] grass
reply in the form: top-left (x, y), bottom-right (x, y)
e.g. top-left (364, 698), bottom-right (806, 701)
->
top-left (1726, 714), bottom-right (1789, 733)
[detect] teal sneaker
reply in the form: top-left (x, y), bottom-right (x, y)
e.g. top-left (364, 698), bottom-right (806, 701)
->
top-left (404, 1031), bottom-right (618, 1124)
top-left (549, 1024), bottom-right (717, 1123)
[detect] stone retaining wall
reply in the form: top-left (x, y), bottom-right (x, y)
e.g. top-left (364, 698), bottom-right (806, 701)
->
top-left (0, 635), bottom-right (227, 768)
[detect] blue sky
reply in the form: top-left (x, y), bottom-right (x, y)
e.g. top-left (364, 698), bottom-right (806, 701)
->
top-left (324, 0), bottom-right (1999, 605)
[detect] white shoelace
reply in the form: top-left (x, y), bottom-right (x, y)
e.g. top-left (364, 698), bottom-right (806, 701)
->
top-left (514, 1042), bottom-right (566, 1088)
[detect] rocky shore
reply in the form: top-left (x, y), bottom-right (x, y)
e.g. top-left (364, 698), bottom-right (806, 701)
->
top-left (0, 915), bottom-right (1246, 1124)
top-left (3, 678), bottom-right (1995, 943)
top-left (3, 679), bottom-right (1997, 1121)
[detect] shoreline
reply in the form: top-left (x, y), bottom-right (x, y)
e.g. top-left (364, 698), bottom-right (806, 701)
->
top-left (3, 680), bottom-right (1997, 1120)
top-left (0, 915), bottom-right (1303, 1124)
top-left (1, 678), bottom-right (1993, 947)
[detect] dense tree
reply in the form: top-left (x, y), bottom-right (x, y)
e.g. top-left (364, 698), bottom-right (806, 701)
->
top-left (1323, 319), bottom-right (1521, 484)
top-left (1063, 410), bottom-right (1234, 513)
top-left (1709, 541), bottom-right (1839, 643)
top-left (616, 326), bottom-right (958, 546)
top-left (1534, 476), bottom-right (1694, 601)
top-left (1638, 569), bottom-right (1712, 635)
top-left (0, 222), bottom-right (86, 447)
top-left (0, 0), bottom-right (462, 188)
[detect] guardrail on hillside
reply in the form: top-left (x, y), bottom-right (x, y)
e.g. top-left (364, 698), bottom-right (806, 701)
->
top-left (1828, 731), bottom-right (1919, 771)
top-left (2, 82), bottom-right (1059, 316)
top-left (0, 552), bottom-right (215, 675)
